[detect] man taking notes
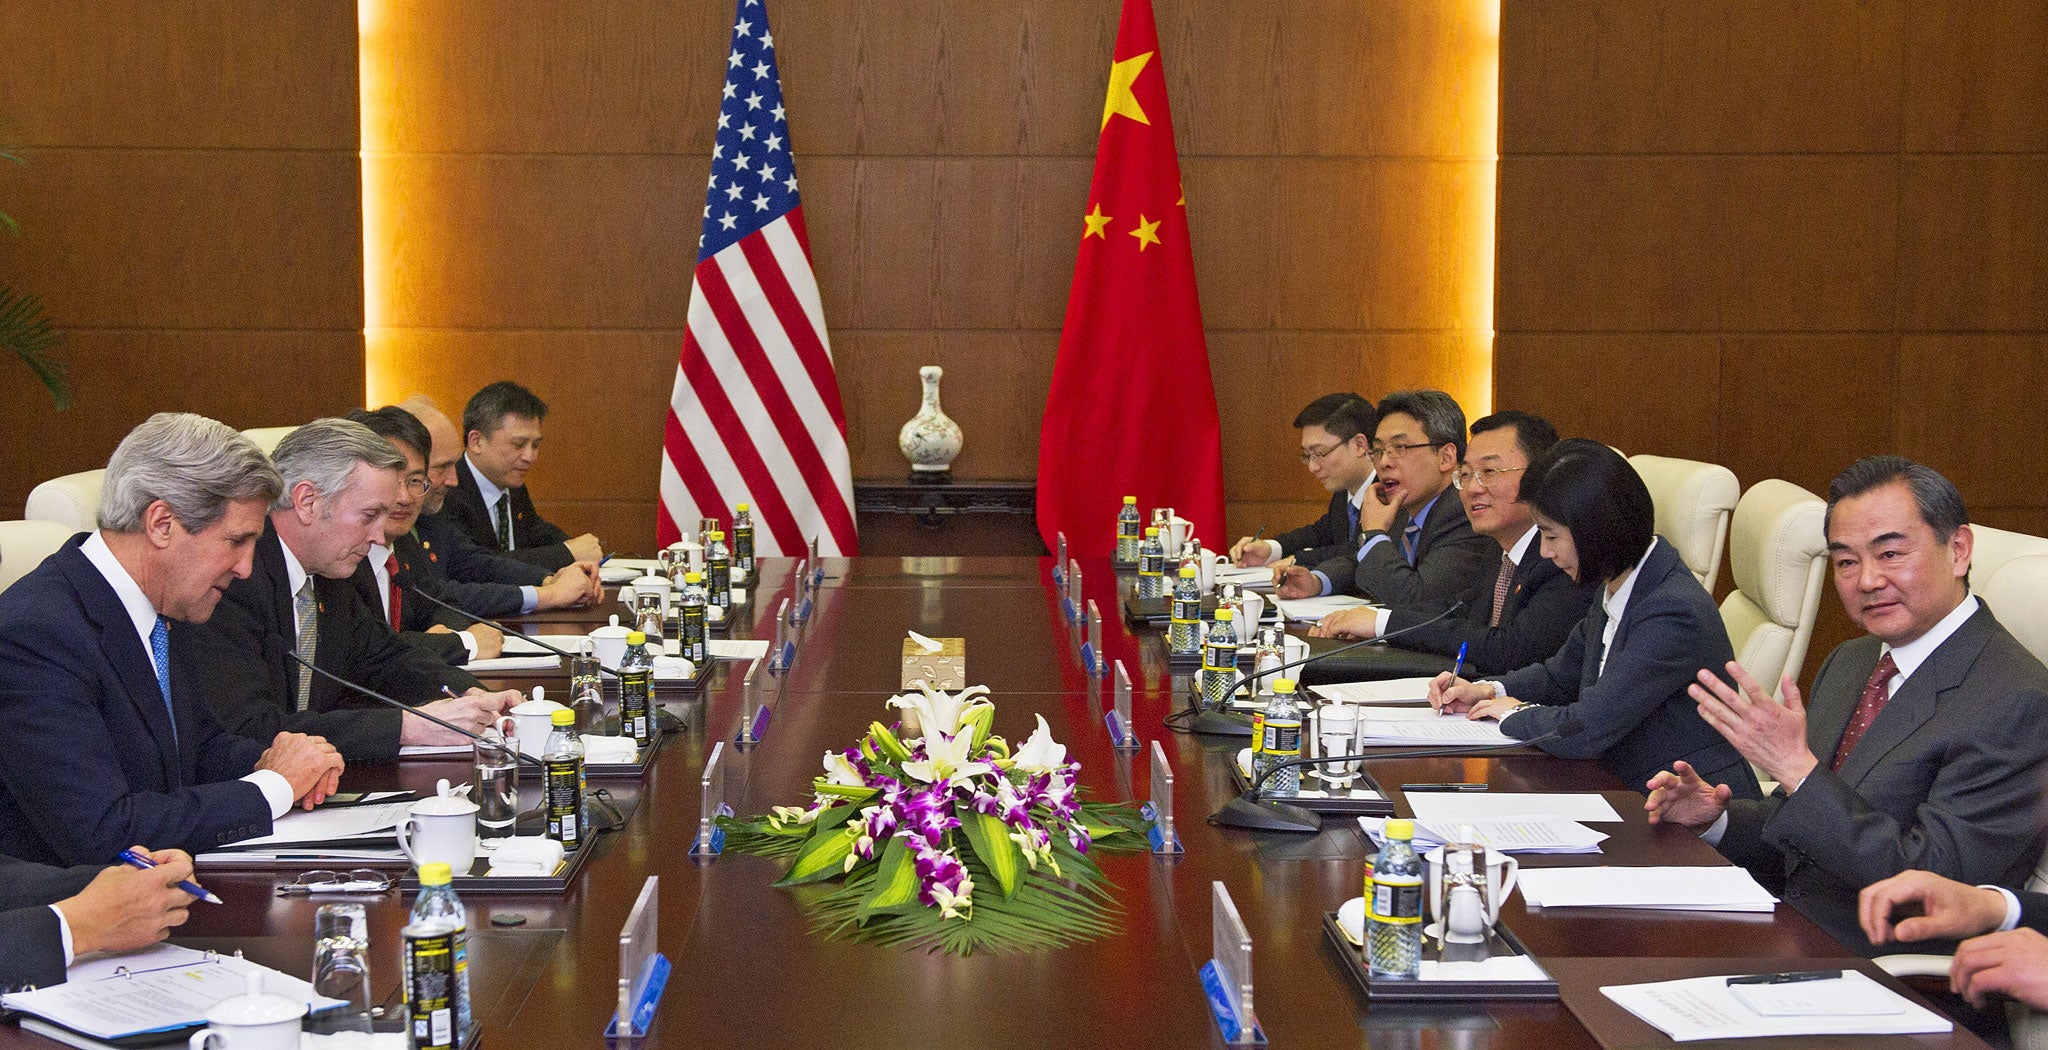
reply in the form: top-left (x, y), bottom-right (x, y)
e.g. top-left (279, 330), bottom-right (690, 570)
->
top-left (1648, 456), bottom-right (2048, 954)
top-left (1310, 411), bottom-right (1597, 675)
top-left (1229, 394), bottom-right (1376, 570)
top-left (2, 848), bottom-right (207, 989)
top-left (1276, 389), bottom-right (1494, 608)
top-left (184, 419), bottom-right (522, 763)
top-left (0, 414), bottom-right (343, 865)
top-left (436, 381), bottom-right (602, 572)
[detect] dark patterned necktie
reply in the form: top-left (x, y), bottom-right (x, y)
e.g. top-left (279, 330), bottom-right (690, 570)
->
top-left (1488, 556), bottom-right (1516, 627)
top-left (1830, 651), bottom-right (1898, 772)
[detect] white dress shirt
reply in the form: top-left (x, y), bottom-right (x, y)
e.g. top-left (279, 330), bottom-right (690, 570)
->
top-left (79, 532), bottom-right (295, 821)
top-left (1371, 523), bottom-right (1538, 637)
top-left (1596, 539), bottom-right (1661, 679)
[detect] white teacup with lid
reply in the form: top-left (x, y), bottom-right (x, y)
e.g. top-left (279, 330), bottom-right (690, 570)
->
top-left (187, 969), bottom-right (305, 1050)
top-left (508, 688), bottom-right (570, 759)
top-left (588, 614), bottom-right (632, 669)
top-left (395, 778), bottom-right (479, 875)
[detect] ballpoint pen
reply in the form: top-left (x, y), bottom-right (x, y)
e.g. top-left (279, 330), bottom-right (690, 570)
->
top-left (1453, 642), bottom-right (1468, 678)
top-left (116, 847), bottom-right (222, 904)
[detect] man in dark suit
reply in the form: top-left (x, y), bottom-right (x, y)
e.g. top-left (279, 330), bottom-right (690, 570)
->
top-left (0, 414), bottom-right (343, 865)
top-left (1863, 870), bottom-right (2048, 1011)
top-left (2, 849), bottom-right (205, 989)
top-left (398, 396), bottom-right (601, 608)
top-left (182, 419), bottom-right (523, 764)
top-left (1309, 411), bottom-right (1597, 675)
top-left (432, 381), bottom-right (603, 572)
top-left (1277, 390), bottom-right (1494, 608)
top-left (1229, 394), bottom-right (1376, 570)
top-left (1650, 456), bottom-right (2048, 955)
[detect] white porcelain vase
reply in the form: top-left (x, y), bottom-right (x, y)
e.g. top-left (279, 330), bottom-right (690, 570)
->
top-left (897, 365), bottom-right (963, 473)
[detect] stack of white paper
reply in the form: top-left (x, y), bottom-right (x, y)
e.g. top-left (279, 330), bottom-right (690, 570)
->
top-left (1310, 677), bottom-right (1438, 704)
top-left (709, 638), bottom-right (772, 660)
top-left (1602, 970), bottom-right (1951, 1041)
top-left (464, 654), bottom-right (562, 673)
top-left (1275, 595), bottom-right (1376, 622)
top-left (1358, 816), bottom-right (1609, 855)
top-left (1518, 866), bottom-right (1779, 912)
top-left (499, 634), bottom-right (559, 656)
top-left (1357, 708), bottom-right (1516, 746)
top-left (1405, 792), bottom-right (1626, 824)
top-left (3, 946), bottom-right (344, 1042)
top-left (195, 798), bottom-right (413, 863)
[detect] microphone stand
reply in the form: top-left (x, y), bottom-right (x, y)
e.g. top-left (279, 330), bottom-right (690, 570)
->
top-left (1185, 601), bottom-right (1464, 737)
top-left (1211, 718), bottom-right (1583, 833)
top-left (407, 585), bottom-right (626, 678)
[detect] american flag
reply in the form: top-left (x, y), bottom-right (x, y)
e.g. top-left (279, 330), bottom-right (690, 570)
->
top-left (658, 0), bottom-right (859, 555)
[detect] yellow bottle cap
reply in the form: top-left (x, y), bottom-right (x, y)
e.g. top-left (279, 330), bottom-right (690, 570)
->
top-left (684, 572), bottom-right (703, 583)
top-left (710, 530), bottom-right (725, 541)
top-left (1384, 818), bottom-right (1415, 840)
top-left (736, 502), bottom-right (750, 512)
top-left (551, 709), bottom-right (575, 726)
top-left (627, 630), bottom-right (647, 644)
top-left (1178, 565), bottom-right (1196, 577)
top-left (418, 862), bottom-right (453, 886)
top-left (1145, 527), bottom-right (1159, 536)
top-left (1123, 495), bottom-right (1137, 504)
top-left (1214, 608), bottom-right (1233, 620)
top-left (1273, 677), bottom-right (1297, 693)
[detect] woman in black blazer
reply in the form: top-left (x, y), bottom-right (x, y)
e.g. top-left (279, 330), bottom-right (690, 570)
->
top-left (1429, 440), bottom-right (1761, 798)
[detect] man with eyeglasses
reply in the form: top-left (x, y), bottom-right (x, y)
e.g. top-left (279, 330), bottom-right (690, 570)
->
top-left (1307, 411), bottom-right (1598, 674)
top-left (344, 407), bottom-right (502, 667)
top-left (1277, 389), bottom-right (1494, 608)
top-left (1231, 394), bottom-right (1378, 570)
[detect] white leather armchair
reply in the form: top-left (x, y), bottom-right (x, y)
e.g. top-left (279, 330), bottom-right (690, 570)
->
top-left (1719, 480), bottom-right (1828, 698)
top-left (1968, 524), bottom-right (2048, 595)
top-left (0, 520), bottom-right (78, 595)
top-left (23, 469), bottom-right (106, 533)
top-left (239, 426), bottom-right (299, 455)
top-left (1629, 454), bottom-right (1739, 592)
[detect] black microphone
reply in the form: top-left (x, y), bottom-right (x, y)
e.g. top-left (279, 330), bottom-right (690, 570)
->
top-left (406, 585), bottom-right (626, 678)
top-left (270, 638), bottom-right (546, 771)
top-left (1184, 601), bottom-right (1465, 737)
top-left (1211, 716), bottom-right (1585, 833)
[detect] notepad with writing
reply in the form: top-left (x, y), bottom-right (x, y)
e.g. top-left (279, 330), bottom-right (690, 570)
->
top-left (1, 946), bottom-right (342, 1042)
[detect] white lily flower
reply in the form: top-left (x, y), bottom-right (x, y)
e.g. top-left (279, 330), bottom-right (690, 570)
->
top-left (1009, 714), bottom-right (1069, 775)
top-left (821, 751), bottom-right (865, 786)
top-left (900, 729), bottom-right (995, 784)
top-left (929, 873), bottom-right (975, 920)
top-left (887, 683), bottom-right (993, 740)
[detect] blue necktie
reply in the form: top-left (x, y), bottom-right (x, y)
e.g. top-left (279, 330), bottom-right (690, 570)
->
top-left (1402, 521), bottom-right (1421, 566)
top-left (1345, 501), bottom-right (1360, 542)
top-left (150, 615), bottom-right (179, 751)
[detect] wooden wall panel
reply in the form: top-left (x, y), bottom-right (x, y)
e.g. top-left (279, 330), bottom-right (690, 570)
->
top-left (368, 0), bottom-right (1497, 549)
top-left (0, 5), bottom-right (362, 519)
top-left (1495, 0), bottom-right (2048, 687)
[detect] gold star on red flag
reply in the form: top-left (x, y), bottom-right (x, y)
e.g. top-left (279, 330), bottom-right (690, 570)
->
top-left (1082, 204), bottom-right (1112, 239)
top-left (1128, 214), bottom-right (1161, 251)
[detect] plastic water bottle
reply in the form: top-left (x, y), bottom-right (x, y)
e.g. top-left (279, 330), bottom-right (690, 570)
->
top-left (705, 530), bottom-right (732, 611)
top-left (404, 861), bottom-right (469, 1049)
top-left (1368, 818), bottom-right (1424, 978)
top-left (1136, 527), bottom-right (1165, 598)
top-left (618, 630), bottom-right (655, 746)
top-left (1115, 496), bottom-right (1141, 561)
top-left (543, 709), bottom-right (586, 852)
top-left (1202, 607), bottom-right (1238, 709)
top-left (1253, 626), bottom-right (1284, 696)
top-left (678, 571), bottom-right (708, 664)
top-left (732, 503), bottom-right (755, 572)
top-left (1253, 677), bottom-right (1303, 797)
top-left (1168, 566), bottom-right (1201, 654)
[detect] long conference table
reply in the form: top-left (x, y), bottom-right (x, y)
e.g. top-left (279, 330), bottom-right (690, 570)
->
top-left (7, 556), bottom-right (1990, 1049)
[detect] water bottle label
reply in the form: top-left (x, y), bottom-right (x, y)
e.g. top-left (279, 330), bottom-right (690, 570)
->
top-left (1370, 878), bottom-right (1424, 923)
top-left (1249, 713), bottom-right (1265, 753)
top-left (403, 929), bottom-right (457, 1050)
top-left (1171, 597), bottom-right (1199, 623)
top-left (620, 671), bottom-right (653, 744)
top-left (1262, 721), bottom-right (1301, 757)
top-left (545, 758), bottom-right (583, 849)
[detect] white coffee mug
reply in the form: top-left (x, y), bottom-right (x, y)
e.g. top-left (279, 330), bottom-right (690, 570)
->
top-left (1164, 516), bottom-right (1192, 556)
top-left (396, 780), bottom-right (479, 874)
top-left (1424, 842), bottom-right (1519, 943)
top-left (1234, 592), bottom-right (1266, 642)
top-left (588, 614), bottom-right (631, 669)
top-left (1282, 634), bottom-right (1311, 664)
top-left (188, 970), bottom-right (304, 1050)
top-left (632, 574), bottom-right (672, 607)
top-left (508, 698), bottom-right (571, 759)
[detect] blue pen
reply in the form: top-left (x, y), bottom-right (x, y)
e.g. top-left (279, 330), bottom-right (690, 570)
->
top-left (1453, 642), bottom-right (1468, 677)
top-left (599, 553), bottom-right (614, 566)
top-left (116, 847), bottom-right (222, 905)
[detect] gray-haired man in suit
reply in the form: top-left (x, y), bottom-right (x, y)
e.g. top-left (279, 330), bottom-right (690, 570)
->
top-left (1648, 456), bottom-right (2048, 955)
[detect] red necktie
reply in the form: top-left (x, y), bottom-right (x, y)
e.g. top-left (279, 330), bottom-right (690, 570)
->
top-left (1488, 555), bottom-right (1516, 627)
top-left (1829, 651), bottom-right (1897, 772)
top-left (386, 552), bottom-right (403, 632)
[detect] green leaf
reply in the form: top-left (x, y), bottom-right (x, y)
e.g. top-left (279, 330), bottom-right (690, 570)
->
top-left (813, 782), bottom-right (879, 804)
top-left (959, 705), bottom-right (995, 749)
top-left (856, 839), bottom-right (920, 920)
top-left (869, 722), bottom-right (912, 763)
top-left (813, 802), bottom-right (862, 833)
top-left (0, 287), bottom-right (69, 411)
top-left (779, 826), bottom-right (859, 885)
top-left (960, 812), bottom-right (1021, 898)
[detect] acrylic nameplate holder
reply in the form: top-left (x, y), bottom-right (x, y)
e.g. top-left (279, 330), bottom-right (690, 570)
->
top-left (1201, 882), bottom-right (1264, 1044)
top-left (1080, 600), bottom-right (1104, 676)
top-left (1104, 660), bottom-right (1139, 753)
top-left (1146, 739), bottom-right (1182, 854)
top-left (688, 742), bottom-right (729, 858)
top-left (789, 559), bottom-right (813, 623)
top-left (735, 658), bottom-right (770, 746)
top-left (1052, 532), bottom-right (1068, 584)
top-left (1066, 559), bottom-right (1085, 624)
top-left (768, 599), bottom-right (795, 671)
top-left (606, 876), bottom-right (669, 1042)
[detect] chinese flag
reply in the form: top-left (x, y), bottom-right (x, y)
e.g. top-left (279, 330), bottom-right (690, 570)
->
top-left (1035, 0), bottom-right (1225, 558)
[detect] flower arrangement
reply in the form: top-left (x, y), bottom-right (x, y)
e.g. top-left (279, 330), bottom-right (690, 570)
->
top-left (719, 684), bottom-right (1151, 955)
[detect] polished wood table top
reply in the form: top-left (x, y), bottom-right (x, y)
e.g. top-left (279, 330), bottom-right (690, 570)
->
top-left (5, 557), bottom-right (1988, 1049)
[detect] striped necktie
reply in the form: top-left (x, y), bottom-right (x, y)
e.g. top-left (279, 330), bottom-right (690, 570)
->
top-left (294, 577), bottom-right (319, 712)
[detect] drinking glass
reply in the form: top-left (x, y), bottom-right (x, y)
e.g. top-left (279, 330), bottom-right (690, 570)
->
top-left (310, 903), bottom-right (373, 1032)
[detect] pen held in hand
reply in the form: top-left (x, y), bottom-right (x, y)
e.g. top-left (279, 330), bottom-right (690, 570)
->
top-left (116, 847), bottom-right (221, 905)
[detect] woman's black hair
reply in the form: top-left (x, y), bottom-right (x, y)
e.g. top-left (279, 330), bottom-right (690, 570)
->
top-left (1523, 438), bottom-right (1654, 584)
